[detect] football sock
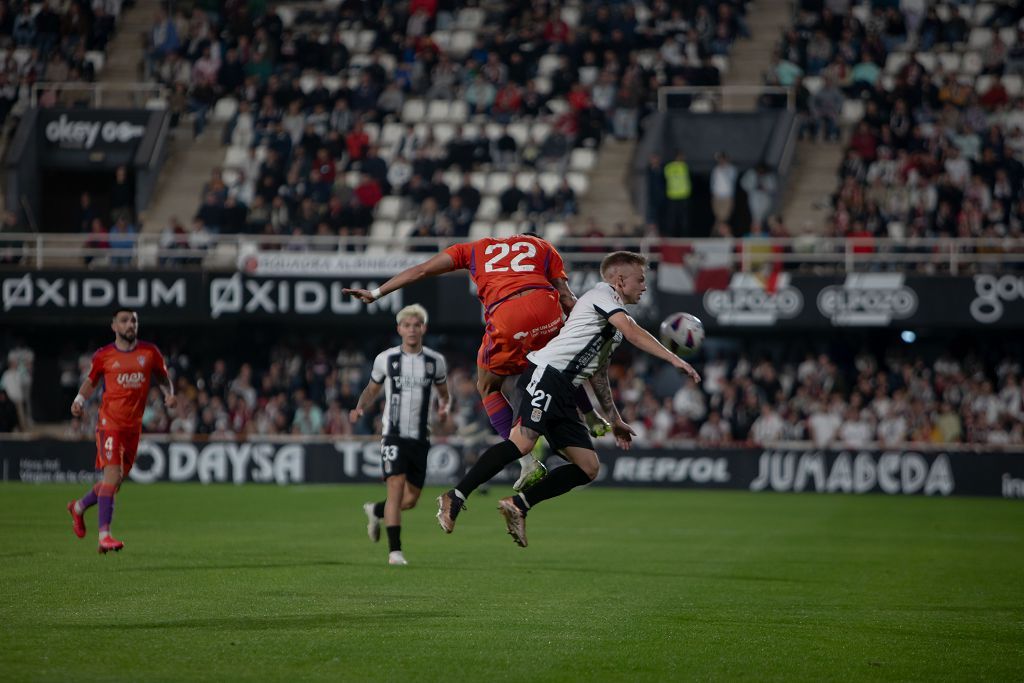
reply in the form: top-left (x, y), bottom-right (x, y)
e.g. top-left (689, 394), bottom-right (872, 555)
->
top-left (76, 483), bottom-right (101, 514)
top-left (386, 525), bottom-right (401, 552)
top-left (373, 501), bottom-right (385, 519)
top-left (522, 464), bottom-right (592, 508)
top-left (483, 391), bottom-right (514, 439)
top-left (512, 494), bottom-right (530, 515)
top-left (97, 482), bottom-right (116, 537)
top-left (456, 440), bottom-right (521, 498)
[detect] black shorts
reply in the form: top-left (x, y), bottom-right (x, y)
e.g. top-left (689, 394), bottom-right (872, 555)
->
top-left (515, 363), bottom-right (593, 452)
top-left (380, 435), bottom-right (429, 489)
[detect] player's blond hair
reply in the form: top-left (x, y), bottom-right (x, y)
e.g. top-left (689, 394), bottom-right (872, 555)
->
top-left (600, 251), bottom-right (647, 280)
top-left (396, 303), bottom-right (429, 326)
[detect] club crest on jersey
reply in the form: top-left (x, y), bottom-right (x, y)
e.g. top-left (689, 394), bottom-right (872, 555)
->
top-left (531, 408), bottom-right (543, 422)
top-left (138, 356), bottom-right (146, 367)
top-left (426, 361), bottom-right (435, 374)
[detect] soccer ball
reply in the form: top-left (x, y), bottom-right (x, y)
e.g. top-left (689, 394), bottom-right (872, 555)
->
top-left (660, 312), bottom-right (704, 357)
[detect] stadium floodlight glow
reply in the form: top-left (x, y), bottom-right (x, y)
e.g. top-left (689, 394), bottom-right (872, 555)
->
top-left (900, 330), bottom-right (917, 344)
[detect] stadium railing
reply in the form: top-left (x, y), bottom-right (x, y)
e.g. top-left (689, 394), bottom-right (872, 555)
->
top-left (2, 233), bottom-right (1024, 273)
top-left (657, 85), bottom-right (796, 112)
top-left (29, 82), bottom-right (169, 109)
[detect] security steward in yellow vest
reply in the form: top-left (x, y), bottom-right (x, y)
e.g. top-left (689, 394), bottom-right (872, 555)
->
top-left (663, 152), bottom-right (692, 237)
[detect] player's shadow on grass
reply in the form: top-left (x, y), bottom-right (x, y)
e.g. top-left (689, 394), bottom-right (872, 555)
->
top-left (118, 559), bottom-right (360, 573)
top-left (57, 612), bottom-right (432, 631)
top-left (463, 563), bottom-right (821, 584)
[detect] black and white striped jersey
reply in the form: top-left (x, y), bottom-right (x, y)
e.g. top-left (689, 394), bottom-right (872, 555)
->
top-left (370, 346), bottom-right (447, 441)
top-left (526, 282), bottom-right (626, 387)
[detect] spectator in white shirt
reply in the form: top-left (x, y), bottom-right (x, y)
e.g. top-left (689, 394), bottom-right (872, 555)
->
top-left (838, 408), bottom-right (873, 447)
top-left (749, 405), bottom-right (785, 445)
top-left (709, 152), bottom-right (738, 224)
top-left (698, 410), bottom-right (732, 446)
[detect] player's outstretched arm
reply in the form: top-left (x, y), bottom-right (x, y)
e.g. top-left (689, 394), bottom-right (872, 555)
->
top-left (70, 379), bottom-right (97, 417)
top-left (608, 311), bottom-right (701, 384)
top-left (349, 380), bottom-right (384, 423)
top-left (343, 253), bottom-right (457, 303)
top-left (551, 277), bottom-right (577, 314)
top-left (435, 380), bottom-right (452, 422)
top-left (589, 364), bottom-right (636, 450)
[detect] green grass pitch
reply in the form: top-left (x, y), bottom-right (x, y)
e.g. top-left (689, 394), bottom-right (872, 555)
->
top-left (1, 483), bottom-right (1022, 682)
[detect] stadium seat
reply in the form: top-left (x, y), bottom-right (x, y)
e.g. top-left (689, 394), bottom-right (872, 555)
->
top-left (402, 99), bottom-right (426, 123)
top-left (885, 52), bottom-right (909, 74)
top-left (432, 30), bottom-right (452, 53)
top-left (494, 221), bottom-right (518, 238)
top-left (530, 121), bottom-right (552, 143)
top-left (468, 172), bottom-right (488, 191)
top-left (363, 122), bottom-right (380, 144)
top-left (547, 99), bottom-right (570, 115)
top-left (974, 3), bottom-right (996, 26)
top-left (542, 221), bottom-right (568, 244)
top-left (380, 122), bottom-right (404, 148)
top-left (376, 196), bottom-right (405, 221)
top-left (561, 6), bottom-right (581, 27)
top-left (276, 5), bottom-right (295, 27)
top-left (462, 122), bottom-right (482, 139)
top-left (369, 220), bottom-right (395, 242)
top-left (570, 148), bottom-right (597, 172)
top-left (224, 146), bottom-right (250, 168)
top-left (916, 52), bottom-right (937, 72)
top-left (999, 27), bottom-right (1017, 46)
top-left (484, 122), bottom-right (503, 140)
top-left (534, 76), bottom-right (553, 95)
top-left (487, 172), bottom-right (512, 196)
top-left (477, 197), bottom-right (500, 221)
top-left (394, 220), bottom-right (415, 239)
top-left (222, 169), bottom-right (241, 188)
top-left (84, 50), bottom-right (105, 74)
top-left (213, 97), bottom-right (238, 122)
top-left (538, 172), bottom-right (561, 195)
top-left (456, 8), bottom-right (484, 30)
top-left (442, 171), bottom-right (463, 189)
top-left (851, 5), bottom-right (870, 24)
top-left (538, 54), bottom-right (561, 77)
top-left (961, 52), bottom-right (983, 76)
top-left (1003, 75), bottom-right (1023, 97)
top-left (802, 76), bottom-right (824, 95)
top-left (450, 31), bottom-right (475, 57)
top-left (426, 100), bottom-right (450, 123)
top-left (469, 221), bottom-right (494, 240)
top-left (340, 30), bottom-right (359, 51)
top-left (976, 75), bottom-right (996, 95)
top-left (566, 172), bottom-right (589, 197)
top-left (433, 122), bottom-right (456, 145)
top-left (145, 98), bottom-right (168, 110)
top-left (448, 100), bottom-right (469, 123)
top-left (357, 30), bottom-right (376, 53)
top-left (515, 172), bottom-right (537, 191)
top-left (507, 123), bottom-right (529, 146)
top-left (841, 99), bottom-right (865, 125)
top-left (937, 53), bottom-right (961, 72)
top-left (710, 55), bottom-right (729, 76)
top-left (968, 28), bottom-right (992, 50)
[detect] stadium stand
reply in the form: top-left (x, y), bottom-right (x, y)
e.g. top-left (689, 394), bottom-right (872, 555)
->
top-left (136, 0), bottom-right (752, 249)
top-left (28, 336), bottom-right (1022, 448)
top-left (776, 1), bottom-right (1024, 241)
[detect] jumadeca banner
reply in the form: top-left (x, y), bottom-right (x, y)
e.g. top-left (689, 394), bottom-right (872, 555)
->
top-left (5, 440), bottom-right (1023, 499)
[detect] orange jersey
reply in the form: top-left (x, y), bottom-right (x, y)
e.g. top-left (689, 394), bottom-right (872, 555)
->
top-left (444, 235), bottom-right (567, 315)
top-left (88, 341), bottom-right (168, 431)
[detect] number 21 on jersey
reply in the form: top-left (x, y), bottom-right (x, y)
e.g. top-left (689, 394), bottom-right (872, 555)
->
top-left (484, 241), bottom-right (537, 272)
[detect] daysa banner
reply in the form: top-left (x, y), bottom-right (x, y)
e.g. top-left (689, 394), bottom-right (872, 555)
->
top-left (4, 439), bottom-right (1023, 498)
top-left (658, 272), bottom-right (1024, 329)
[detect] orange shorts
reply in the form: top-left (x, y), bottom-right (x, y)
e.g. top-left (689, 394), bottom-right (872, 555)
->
top-left (95, 428), bottom-right (141, 475)
top-left (478, 288), bottom-right (563, 375)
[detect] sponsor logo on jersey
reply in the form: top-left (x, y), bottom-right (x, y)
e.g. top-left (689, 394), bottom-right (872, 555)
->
top-left (513, 331), bottom-right (528, 340)
top-left (116, 371), bottom-right (146, 388)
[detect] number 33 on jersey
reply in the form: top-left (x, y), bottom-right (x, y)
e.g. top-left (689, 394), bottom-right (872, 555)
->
top-left (444, 235), bottom-right (567, 312)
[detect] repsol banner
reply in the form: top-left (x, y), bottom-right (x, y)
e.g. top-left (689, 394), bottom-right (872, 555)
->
top-left (4, 440), bottom-right (1023, 498)
top-left (659, 273), bottom-right (1024, 329)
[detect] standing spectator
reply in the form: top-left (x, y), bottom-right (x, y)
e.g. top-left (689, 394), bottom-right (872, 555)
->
top-left (1, 359), bottom-right (26, 431)
top-left (811, 76), bottom-right (844, 142)
top-left (740, 164), bottom-right (777, 231)
top-left (0, 388), bottom-right (19, 432)
top-left (663, 152), bottom-right (692, 237)
top-left (709, 152), bottom-right (738, 226)
top-left (110, 166), bottom-right (134, 222)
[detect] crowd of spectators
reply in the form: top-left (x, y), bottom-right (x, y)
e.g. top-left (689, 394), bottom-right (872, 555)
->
top-left (0, 0), bottom-right (124, 128)
top-left (772, 1), bottom-right (1024, 244)
top-left (139, 0), bottom-right (749, 246)
top-left (45, 336), bottom-right (1024, 449)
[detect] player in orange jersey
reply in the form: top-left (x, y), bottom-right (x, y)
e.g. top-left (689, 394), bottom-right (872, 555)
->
top-left (344, 233), bottom-right (609, 490)
top-left (66, 308), bottom-right (176, 553)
